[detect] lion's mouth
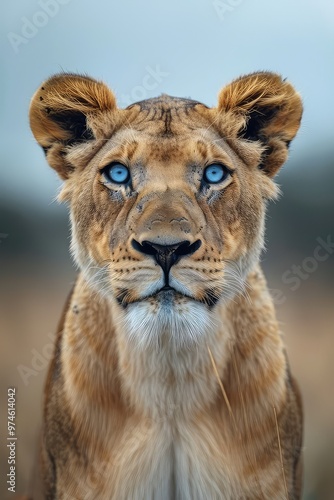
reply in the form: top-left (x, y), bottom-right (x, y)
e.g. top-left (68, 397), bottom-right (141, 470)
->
top-left (159, 285), bottom-right (174, 293)
top-left (116, 285), bottom-right (220, 309)
top-left (157, 286), bottom-right (220, 308)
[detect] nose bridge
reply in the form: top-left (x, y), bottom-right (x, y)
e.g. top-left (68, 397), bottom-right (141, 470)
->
top-left (132, 187), bottom-right (200, 245)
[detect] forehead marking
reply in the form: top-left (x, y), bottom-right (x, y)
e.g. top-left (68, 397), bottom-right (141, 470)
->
top-left (126, 95), bottom-right (207, 137)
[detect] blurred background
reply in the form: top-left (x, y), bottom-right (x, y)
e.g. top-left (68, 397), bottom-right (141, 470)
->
top-left (1, 0), bottom-right (333, 498)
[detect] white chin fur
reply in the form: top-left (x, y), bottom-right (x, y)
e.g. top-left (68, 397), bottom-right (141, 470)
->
top-left (119, 298), bottom-right (217, 351)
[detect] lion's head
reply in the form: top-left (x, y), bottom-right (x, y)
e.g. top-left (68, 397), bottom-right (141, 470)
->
top-left (30, 72), bottom-right (302, 348)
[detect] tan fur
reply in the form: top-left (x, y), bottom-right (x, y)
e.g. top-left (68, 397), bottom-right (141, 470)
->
top-left (30, 71), bottom-right (303, 499)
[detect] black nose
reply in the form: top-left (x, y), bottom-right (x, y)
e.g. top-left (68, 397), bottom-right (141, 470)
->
top-left (132, 239), bottom-right (202, 277)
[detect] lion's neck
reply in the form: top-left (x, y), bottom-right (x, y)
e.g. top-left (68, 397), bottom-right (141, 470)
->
top-left (112, 307), bottom-right (232, 420)
top-left (62, 268), bottom-right (286, 431)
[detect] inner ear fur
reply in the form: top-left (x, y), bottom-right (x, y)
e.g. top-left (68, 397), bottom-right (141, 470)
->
top-left (29, 73), bottom-right (117, 179)
top-left (217, 72), bottom-right (303, 177)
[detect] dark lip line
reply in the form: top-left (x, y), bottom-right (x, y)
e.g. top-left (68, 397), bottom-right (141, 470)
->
top-left (116, 286), bottom-right (193, 308)
top-left (116, 286), bottom-right (219, 309)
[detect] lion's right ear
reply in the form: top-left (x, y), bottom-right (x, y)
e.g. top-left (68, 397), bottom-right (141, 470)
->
top-left (29, 73), bottom-right (117, 179)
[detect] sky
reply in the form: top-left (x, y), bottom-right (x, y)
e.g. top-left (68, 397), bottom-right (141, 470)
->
top-left (1, 0), bottom-right (334, 208)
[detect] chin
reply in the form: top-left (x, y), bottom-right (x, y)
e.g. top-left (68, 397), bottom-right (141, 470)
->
top-left (118, 289), bottom-right (217, 350)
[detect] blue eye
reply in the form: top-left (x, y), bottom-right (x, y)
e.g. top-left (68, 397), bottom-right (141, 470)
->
top-left (203, 164), bottom-right (229, 184)
top-left (104, 163), bottom-right (130, 184)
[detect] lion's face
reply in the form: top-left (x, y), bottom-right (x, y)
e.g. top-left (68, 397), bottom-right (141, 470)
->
top-left (30, 73), bottom-right (302, 347)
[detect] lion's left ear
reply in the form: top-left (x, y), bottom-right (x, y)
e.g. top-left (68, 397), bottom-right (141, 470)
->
top-left (29, 73), bottom-right (117, 179)
top-left (217, 72), bottom-right (303, 177)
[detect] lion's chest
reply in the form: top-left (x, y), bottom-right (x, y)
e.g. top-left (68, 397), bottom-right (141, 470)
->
top-left (61, 302), bottom-right (242, 498)
top-left (65, 386), bottom-right (243, 499)
top-left (94, 417), bottom-right (241, 500)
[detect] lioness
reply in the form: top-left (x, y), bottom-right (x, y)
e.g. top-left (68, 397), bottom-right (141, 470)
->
top-left (29, 71), bottom-right (303, 499)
